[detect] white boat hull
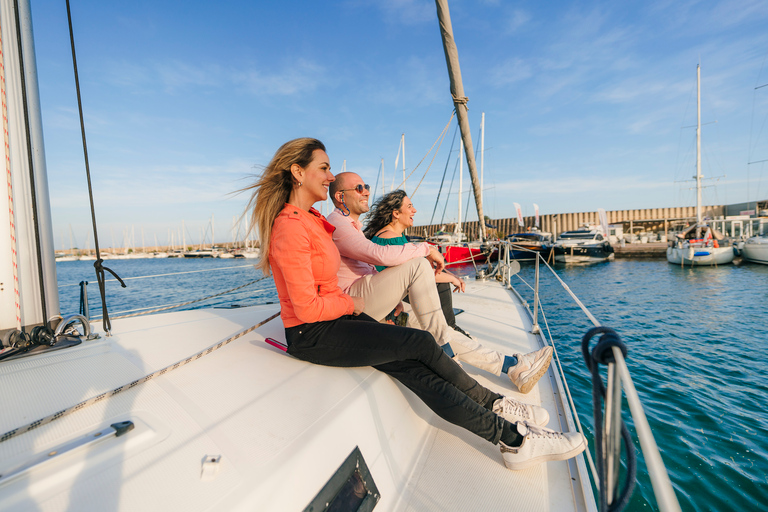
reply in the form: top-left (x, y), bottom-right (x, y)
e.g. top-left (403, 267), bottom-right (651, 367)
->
top-left (666, 245), bottom-right (734, 266)
top-left (741, 237), bottom-right (768, 265)
top-left (0, 280), bottom-right (594, 512)
top-left (555, 252), bottom-right (614, 264)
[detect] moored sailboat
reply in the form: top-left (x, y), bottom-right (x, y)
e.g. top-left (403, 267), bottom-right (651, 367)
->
top-left (667, 65), bottom-right (734, 266)
top-left (741, 232), bottom-right (768, 264)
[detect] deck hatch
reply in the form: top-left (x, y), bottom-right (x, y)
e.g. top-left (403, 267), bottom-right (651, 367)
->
top-left (303, 446), bottom-right (379, 512)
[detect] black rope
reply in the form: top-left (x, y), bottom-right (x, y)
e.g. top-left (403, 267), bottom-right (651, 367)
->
top-left (65, 0), bottom-right (125, 335)
top-left (12, 0), bottom-right (48, 332)
top-left (581, 326), bottom-right (637, 512)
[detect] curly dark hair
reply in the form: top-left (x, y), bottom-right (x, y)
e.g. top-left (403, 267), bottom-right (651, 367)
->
top-left (363, 189), bottom-right (408, 239)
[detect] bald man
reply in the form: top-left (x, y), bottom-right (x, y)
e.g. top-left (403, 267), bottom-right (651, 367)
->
top-left (325, 172), bottom-right (553, 393)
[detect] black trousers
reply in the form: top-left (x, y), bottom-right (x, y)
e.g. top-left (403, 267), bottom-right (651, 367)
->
top-left (285, 313), bottom-right (508, 444)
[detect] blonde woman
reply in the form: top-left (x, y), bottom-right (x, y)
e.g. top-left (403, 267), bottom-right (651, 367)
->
top-left (243, 138), bottom-right (586, 471)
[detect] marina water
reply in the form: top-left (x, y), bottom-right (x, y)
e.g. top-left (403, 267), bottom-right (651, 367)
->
top-left (56, 257), bottom-right (768, 511)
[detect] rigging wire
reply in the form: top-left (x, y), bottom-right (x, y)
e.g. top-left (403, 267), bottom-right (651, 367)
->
top-left (409, 112), bottom-right (454, 198)
top-left (440, 152), bottom-right (460, 226)
top-left (371, 159), bottom-right (382, 203)
top-left (393, 111), bottom-right (455, 193)
top-left (429, 122), bottom-right (459, 225)
top-left (65, 0), bottom-right (126, 336)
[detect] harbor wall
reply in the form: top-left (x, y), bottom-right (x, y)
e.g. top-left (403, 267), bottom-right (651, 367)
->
top-left (408, 204), bottom-right (729, 240)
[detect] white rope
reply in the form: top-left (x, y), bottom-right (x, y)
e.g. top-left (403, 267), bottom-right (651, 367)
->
top-left (0, 311), bottom-right (280, 444)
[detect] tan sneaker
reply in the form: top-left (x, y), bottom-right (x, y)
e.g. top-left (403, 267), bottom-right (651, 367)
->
top-left (507, 346), bottom-right (553, 394)
top-left (492, 396), bottom-right (549, 426)
top-left (500, 422), bottom-right (586, 471)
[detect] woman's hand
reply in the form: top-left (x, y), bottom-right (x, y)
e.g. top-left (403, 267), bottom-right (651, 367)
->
top-left (449, 273), bottom-right (465, 293)
top-left (351, 296), bottom-right (365, 315)
top-left (426, 246), bottom-right (445, 275)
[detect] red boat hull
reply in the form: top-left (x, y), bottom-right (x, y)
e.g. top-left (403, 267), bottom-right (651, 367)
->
top-left (442, 245), bottom-right (487, 264)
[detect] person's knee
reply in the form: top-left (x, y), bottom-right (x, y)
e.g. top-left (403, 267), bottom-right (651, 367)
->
top-left (412, 257), bottom-right (433, 277)
top-left (407, 328), bottom-right (440, 355)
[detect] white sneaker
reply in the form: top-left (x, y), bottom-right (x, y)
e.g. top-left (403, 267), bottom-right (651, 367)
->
top-left (500, 422), bottom-right (586, 471)
top-left (492, 397), bottom-right (549, 426)
top-left (508, 346), bottom-right (554, 394)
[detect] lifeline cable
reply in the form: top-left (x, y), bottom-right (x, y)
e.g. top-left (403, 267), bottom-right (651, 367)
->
top-left (0, 311), bottom-right (280, 444)
top-left (104, 276), bottom-right (268, 320)
top-left (65, 0), bottom-right (126, 337)
top-left (58, 263), bottom-right (258, 288)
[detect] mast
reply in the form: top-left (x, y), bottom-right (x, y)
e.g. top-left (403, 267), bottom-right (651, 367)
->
top-left (402, 134), bottom-right (406, 192)
top-left (380, 157), bottom-right (385, 196)
top-left (434, 0), bottom-right (485, 240)
top-left (480, 112), bottom-right (485, 218)
top-left (695, 64), bottom-right (702, 235)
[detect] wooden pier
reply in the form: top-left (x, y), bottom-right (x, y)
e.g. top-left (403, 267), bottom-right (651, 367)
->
top-left (612, 242), bottom-right (667, 258)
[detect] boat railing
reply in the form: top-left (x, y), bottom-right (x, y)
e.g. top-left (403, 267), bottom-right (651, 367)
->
top-left (489, 240), bottom-right (682, 512)
top-left (58, 264), bottom-right (268, 321)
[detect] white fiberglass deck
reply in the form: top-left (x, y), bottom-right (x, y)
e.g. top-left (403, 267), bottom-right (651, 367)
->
top-left (0, 278), bottom-right (594, 511)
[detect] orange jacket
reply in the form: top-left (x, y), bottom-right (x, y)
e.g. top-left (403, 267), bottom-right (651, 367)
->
top-left (269, 204), bottom-right (355, 327)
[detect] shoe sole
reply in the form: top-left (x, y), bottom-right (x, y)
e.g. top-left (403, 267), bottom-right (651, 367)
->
top-left (513, 347), bottom-right (553, 394)
top-left (501, 437), bottom-right (586, 471)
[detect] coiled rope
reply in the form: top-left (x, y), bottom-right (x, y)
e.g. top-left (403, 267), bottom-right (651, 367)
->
top-left (0, 310), bottom-right (280, 444)
top-left (582, 326), bottom-right (637, 512)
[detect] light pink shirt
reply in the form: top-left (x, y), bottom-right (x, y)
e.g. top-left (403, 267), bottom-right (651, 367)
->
top-left (327, 208), bottom-right (431, 292)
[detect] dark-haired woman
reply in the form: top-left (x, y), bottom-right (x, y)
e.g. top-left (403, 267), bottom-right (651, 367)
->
top-left (243, 138), bottom-right (585, 470)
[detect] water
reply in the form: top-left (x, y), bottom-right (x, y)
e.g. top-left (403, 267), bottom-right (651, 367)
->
top-left (55, 257), bottom-right (768, 511)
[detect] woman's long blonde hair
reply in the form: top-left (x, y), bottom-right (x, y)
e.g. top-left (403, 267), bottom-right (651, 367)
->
top-left (243, 138), bottom-right (326, 275)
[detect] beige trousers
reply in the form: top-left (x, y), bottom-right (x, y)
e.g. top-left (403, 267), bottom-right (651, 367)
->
top-left (349, 258), bottom-right (504, 376)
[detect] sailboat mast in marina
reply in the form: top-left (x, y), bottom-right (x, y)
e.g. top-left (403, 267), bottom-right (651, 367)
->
top-left (666, 64), bottom-right (734, 266)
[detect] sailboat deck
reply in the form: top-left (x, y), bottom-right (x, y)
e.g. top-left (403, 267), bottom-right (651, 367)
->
top-left (399, 279), bottom-right (591, 512)
top-left (0, 278), bottom-right (593, 511)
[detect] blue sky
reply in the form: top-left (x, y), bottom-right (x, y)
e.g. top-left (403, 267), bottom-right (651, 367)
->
top-left (29, 0), bottom-right (768, 249)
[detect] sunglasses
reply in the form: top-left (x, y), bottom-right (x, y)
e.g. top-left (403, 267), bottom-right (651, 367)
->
top-left (339, 184), bottom-right (370, 194)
